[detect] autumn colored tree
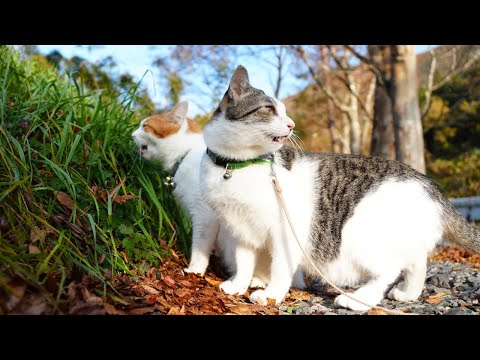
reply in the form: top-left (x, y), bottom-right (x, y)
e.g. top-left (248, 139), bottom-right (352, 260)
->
top-left (367, 45), bottom-right (480, 174)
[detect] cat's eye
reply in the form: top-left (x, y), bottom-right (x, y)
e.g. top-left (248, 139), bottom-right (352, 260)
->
top-left (236, 105), bottom-right (276, 120)
top-left (264, 105), bottom-right (276, 113)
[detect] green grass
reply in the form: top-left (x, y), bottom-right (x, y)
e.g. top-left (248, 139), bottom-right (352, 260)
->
top-left (0, 46), bottom-right (191, 308)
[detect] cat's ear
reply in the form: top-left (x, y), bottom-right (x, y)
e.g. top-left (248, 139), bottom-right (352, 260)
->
top-left (169, 101), bottom-right (189, 123)
top-left (228, 65), bottom-right (250, 100)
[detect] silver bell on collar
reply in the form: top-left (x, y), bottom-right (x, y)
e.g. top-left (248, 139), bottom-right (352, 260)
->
top-left (223, 169), bottom-right (232, 180)
top-left (163, 176), bottom-right (176, 190)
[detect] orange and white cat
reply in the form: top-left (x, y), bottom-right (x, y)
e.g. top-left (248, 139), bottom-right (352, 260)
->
top-left (131, 102), bottom-right (306, 291)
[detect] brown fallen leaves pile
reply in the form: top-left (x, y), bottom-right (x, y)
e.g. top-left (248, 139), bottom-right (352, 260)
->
top-left (0, 253), bottom-right (314, 315)
top-left (1, 245), bottom-right (478, 315)
top-left (429, 245), bottom-right (480, 268)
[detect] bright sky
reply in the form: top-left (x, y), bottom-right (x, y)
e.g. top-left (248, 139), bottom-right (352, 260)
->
top-left (36, 45), bottom-right (436, 117)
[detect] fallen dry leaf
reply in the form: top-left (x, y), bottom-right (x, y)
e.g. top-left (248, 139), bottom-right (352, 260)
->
top-left (2, 279), bottom-right (26, 311)
top-left (30, 227), bottom-right (46, 243)
top-left (128, 307), bottom-right (157, 315)
top-left (178, 279), bottom-right (197, 288)
top-left (167, 305), bottom-right (186, 315)
top-left (161, 274), bottom-right (176, 287)
top-left (28, 244), bottom-right (40, 254)
top-left (119, 251), bottom-right (129, 264)
top-left (55, 191), bottom-right (75, 211)
top-left (156, 295), bottom-right (172, 309)
top-left (229, 304), bottom-right (255, 315)
top-left (425, 294), bottom-right (445, 305)
top-left (169, 248), bottom-right (183, 263)
top-left (368, 308), bottom-right (389, 315)
top-left (139, 283), bottom-right (159, 295)
top-left (429, 292), bottom-right (446, 299)
top-left (85, 295), bottom-right (103, 306)
top-left (200, 288), bottom-right (216, 296)
top-left (368, 307), bottom-right (410, 315)
top-left (112, 194), bottom-right (137, 204)
top-left (204, 275), bottom-right (222, 287)
top-left (69, 303), bottom-right (106, 315)
top-left (267, 298), bottom-right (277, 306)
top-left (104, 303), bottom-right (127, 315)
top-left (174, 288), bottom-right (191, 298)
top-left (146, 267), bottom-right (157, 280)
top-left (289, 289), bottom-right (314, 302)
top-left (21, 301), bottom-right (48, 315)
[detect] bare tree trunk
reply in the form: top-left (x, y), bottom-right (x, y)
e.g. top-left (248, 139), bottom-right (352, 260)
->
top-left (341, 113), bottom-right (352, 154)
top-left (361, 76), bottom-right (376, 154)
top-left (346, 73), bottom-right (362, 154)
top-left (389, 45), bottom-right (426, 173)
top-left (320, 45), bottom-right (341, 153)
top-left (369, 45), bottom-right (395, 160)
top-left (273, 46), bottom-right (285, 98)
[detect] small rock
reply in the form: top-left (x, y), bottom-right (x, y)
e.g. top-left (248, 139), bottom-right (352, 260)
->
top-left (430, 273), bottom-right (450, 288)
top-left (467, 276), bottom-right (479, 284)
top-left (432, 287), bottom-right (450, 294)
top-left (298, 301), bottom-right (311, 308)
top-left (444, 307), bottom-right (477, 315)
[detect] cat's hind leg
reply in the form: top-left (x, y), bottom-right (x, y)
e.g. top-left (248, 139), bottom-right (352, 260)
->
top-left (334, 269), bottom-right (400, 311)
top-left (387, 256), bottom-right (427, 302)
top-left (292, 267), bottom-right (307, 290)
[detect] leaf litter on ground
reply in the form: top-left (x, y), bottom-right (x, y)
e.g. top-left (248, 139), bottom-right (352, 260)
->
top-left (1, 245), bottom-right (479, 315)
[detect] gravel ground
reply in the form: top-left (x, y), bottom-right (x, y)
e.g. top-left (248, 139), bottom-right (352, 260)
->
top-left (279, 261), bottom-right (480, 315)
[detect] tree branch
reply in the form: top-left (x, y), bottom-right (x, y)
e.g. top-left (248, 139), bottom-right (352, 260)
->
top-left (432, 47), bottom-right (480, 91)
top-left (326, 45), bottom-right (373, 117)
top-left (421, 48), bottom-right (437, 119)
top-left (344, 45), bottom-right (385, 86)
top-left (291, 45), bottom-right (351, 113)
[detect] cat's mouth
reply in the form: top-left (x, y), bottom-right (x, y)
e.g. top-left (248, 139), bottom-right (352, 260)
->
top-left (270, 132), bottom-right (291, 144)
top-left (138, 144), bottom-right (148, 156)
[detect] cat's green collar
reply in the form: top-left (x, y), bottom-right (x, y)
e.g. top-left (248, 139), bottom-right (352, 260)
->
top-left (206, 148), bottom-right (273, 179)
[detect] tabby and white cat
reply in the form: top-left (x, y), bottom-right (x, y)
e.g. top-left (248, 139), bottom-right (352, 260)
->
top-left (200, 66), bottom-right (480, 310)
top-left (131, 102), bottom-right (305, 291)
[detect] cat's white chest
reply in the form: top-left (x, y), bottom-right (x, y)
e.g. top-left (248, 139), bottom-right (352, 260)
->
top-left (200, 156), bottom-right (279, 247)
top-left (200, 155), bottom-right (316, 251)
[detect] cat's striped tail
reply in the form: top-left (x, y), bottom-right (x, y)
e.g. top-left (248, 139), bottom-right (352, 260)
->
top-left (442, 202), bottom-right (480, 253)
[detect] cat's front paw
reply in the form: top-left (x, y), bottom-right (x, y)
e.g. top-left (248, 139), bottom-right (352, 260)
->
top-left (250, 276), bottom-right (267, 289)
top-left (334, 294), bottom-right (371, 312)
top-left (183, 264), bottom-right (206, 276)
top-left (219, 280), bottom-right (248, 296)
top-left (249, 289), bottom-right (284, 305)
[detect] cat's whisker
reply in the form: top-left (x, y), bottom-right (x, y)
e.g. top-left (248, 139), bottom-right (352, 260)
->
top-left (288, 134), bottom-right (305, 155)
top-left (293, 134), bottom-right (307, 154)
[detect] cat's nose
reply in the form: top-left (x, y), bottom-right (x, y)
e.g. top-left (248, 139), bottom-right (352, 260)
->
top-left (287, 122), bottom-right (295, 130)
top-left (131, 134), bottom-right (136, 140)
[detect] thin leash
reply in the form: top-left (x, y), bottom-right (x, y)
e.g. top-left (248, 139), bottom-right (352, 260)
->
top-left (270, 163), bottom-right (409, 315)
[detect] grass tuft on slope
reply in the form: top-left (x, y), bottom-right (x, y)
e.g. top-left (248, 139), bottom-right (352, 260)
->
top-left (0, 46), bottom-right (191, 310)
